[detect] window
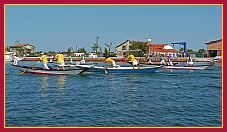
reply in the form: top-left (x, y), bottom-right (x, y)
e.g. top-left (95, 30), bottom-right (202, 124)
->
top-left (122, 46), bottom-right (126, 50)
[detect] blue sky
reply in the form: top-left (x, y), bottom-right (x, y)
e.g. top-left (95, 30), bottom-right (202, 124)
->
top-left (5, 5), bottom-right (222, 52)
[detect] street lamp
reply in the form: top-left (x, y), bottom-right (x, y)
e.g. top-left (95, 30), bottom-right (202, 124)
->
top-left (147, 38), bottom-right (152, 56)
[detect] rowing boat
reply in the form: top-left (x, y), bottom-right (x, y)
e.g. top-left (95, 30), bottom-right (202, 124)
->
top-left (142, 64), bottom-right (211, 70)
top-left (162, 65), bottom-right (211, 70)
top-left (12, 65), bottom-right (89, 75)
top-left (77, 65), bottom-right (162, 73)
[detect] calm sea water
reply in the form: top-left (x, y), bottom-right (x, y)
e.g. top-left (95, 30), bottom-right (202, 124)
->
top-left (5, 61), bottom-right (222, 127)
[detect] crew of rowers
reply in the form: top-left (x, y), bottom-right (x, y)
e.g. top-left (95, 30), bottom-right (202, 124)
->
top-left (15, 51), bottom-right (194, 70)
top-left (147, 54), bottom-right (193, 66)
top-left (39, 51), bottom-right (86, 70)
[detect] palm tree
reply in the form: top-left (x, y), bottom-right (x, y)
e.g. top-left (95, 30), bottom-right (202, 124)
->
top-left (99, 46), bottom-right (102, 54)
top-left (91, 36), bottom-right (100, 54)
top-left (91, 43), bottom-right (99, 54)
top-left (96, 36), bottom-right (99, 47)
top-left (105, 41), bottom-right (113, 53)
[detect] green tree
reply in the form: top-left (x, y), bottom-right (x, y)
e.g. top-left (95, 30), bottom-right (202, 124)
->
top-left (129, 41), bottom-right (148, 57)
top-left (91, 43), bottom-right (98, 54)
top-left (48, 51), bottom-right (56, 56)
top-left (105, 41), bottom-right (113, 53)
top-left (179, 47), bottom-right (184, 52)
top-left (91, 36), bottom-right (100, 54)
top-left (77, 48), bottom-right (87, 54)
top-left (198, 48), bottom-right (206, 53)
top-left (186, 49), bottom-right (195, 53)
top-left (17, 47), bottom-right (25, 55)
top-left (99, 47), bottom-right (102, 54)
top-left (35, 51), bottom-right (43, 56)
top-left (104, 47), bottom-right (109, 54)
top-left (67, 47), bottom-right (73, 54)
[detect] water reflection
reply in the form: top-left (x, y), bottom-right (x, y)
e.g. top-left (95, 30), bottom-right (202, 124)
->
top-left (56, 75), bottom-right (66, 90)
top-left (38, 75), bottom-right (67, 118)
top-left (128, 74), bottom-right (138, 91)
top-left (40, 75), bottom-right (49, 90)
top-left (55, 76), bottom-right (66, 98)
top-left (106, 75), bottom-right (114, 89)
top-left (39, 75), bottom-right (49, 108)
top-left (126, 74), bottom-right (139, 103)
top-left (40, 75), bottom-right (66, 90)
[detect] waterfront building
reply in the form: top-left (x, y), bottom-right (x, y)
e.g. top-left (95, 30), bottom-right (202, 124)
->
top-left (146, 41), bottom-right (178, 57)
top-left (206, 39), bottom-right (222, 57)
top-left (115, 40), bottom-right (133, 57)
top-left (7, 43), bottom-right (36, 55)
top-left (74, 52), bottom-right (85, 57)
top-left (115, 40), bottom-right (179, 57)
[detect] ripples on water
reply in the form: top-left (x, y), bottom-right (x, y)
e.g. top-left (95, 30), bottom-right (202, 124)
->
top-left (5, 62), bottom-right (222, 127)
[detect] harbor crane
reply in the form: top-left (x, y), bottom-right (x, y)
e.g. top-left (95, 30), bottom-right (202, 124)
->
top-left (171, 42), bottom-right (187, 56)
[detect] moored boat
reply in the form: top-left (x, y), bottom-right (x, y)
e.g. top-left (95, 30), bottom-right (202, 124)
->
top-left (12, 65), bottom-right (89, 75)
top-left (5, 52), bottom-right (14, 61)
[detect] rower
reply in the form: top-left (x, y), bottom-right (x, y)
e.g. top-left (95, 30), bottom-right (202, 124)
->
top-left (187, 54), bottom-right (194, 66)
top-left (167, 55), bottom-right (173, 66)
top-left (104, 55), bottom-right (120, 68)
top-left (127, 53), bottom-right (140, 69)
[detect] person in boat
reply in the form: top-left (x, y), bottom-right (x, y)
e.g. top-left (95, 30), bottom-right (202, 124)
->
top-left (187, 54), bottom-right (194, 66)
top-left (167, 55), bottom-right (173, 66)
top-left (54, 51), bottom-right (65, 70)
top-left (40, 52), bottom-right (49, 69)
top-left (80, 55), bottom-right (86, 64)
top-left (68, 53), bottom-right (73, 64)
top-left (104, 55), bottom-right (120, 68)
top-left (146, 55), bottom-right (153, 64)
top-left (127, 53), bottom-right (140, 69)
top-left (159, 55), bottom-right (166, 65)
top-left (12, 53), bottom-right (19, 65)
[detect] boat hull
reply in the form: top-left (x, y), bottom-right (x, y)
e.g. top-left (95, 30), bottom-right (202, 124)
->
top-left (77, 65), bottom-right (162, 73)
top-left (13, 65), bottom-right (89, 75)
top-left (142, 64), bottom-right (211, 70)
top-left (163, 65), bottom-right (211, 70)
top-left (5, 52), bottom-right (14, 61)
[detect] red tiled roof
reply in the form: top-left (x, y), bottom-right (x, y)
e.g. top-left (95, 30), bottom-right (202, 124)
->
top-left (147, 43), bottom-right (178, 53)
top-left (149, 47), bottom-right (178, 53)
top-left (11, 44), bottom-right (27, 47)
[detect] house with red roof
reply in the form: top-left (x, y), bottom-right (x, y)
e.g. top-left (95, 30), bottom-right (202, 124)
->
top-left (115, 40), bottom-right (179, 57)
top-left (146, 41), bottom-right (178, 56)
top-left (8, 43), bottom-right (36, 55)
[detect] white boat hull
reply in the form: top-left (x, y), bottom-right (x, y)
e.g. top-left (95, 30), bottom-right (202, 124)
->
top-left (77, 65), bottom-right (162, 73)
top-left (163, 65), bottom-right (211, 70)
top-left (13, 65), bottom-right (89, 75)
top-left (142, 64), bottom-right (211, 70)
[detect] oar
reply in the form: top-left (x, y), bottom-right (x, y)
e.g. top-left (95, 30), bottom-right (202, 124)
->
top-left (20, 61), bottom-right (40, 74)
